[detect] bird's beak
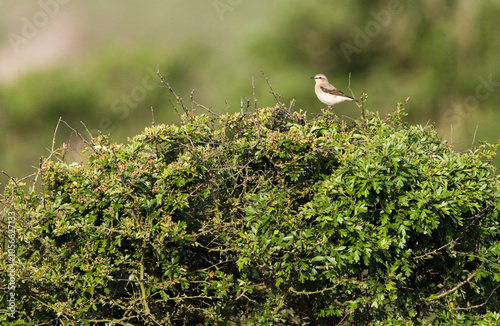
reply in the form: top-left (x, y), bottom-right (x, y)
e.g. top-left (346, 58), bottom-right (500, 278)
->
top-left (310, 76), bottom-right (315, 79)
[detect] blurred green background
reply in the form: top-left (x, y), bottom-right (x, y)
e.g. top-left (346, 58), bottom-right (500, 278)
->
top-left (1, 0), bottom-right (499, 185)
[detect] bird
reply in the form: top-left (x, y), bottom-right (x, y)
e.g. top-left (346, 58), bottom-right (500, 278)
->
top-left (311, 74), bottom-right (356, 109)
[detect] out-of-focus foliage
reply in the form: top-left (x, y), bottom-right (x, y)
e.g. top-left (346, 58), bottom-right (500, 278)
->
top-left (1, 98), bottom-right (499, 324)
top-left (248, 1), bottom-right (500, 126)
top-left (0, 46), bottom-right (210, 180)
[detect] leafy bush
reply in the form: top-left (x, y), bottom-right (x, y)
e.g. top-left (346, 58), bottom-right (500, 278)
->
top-left (1, 99), bottom-right (499, 325)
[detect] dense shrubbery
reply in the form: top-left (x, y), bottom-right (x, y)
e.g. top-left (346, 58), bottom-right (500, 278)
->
top-left (1, 101), bottom-right (500, 325)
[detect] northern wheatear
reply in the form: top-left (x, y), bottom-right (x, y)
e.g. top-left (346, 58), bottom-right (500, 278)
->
top-left (312, 74), bottom-right (356, 109)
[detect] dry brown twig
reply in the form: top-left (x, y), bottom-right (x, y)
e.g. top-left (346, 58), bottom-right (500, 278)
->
top-left (190, 90), bottom-right (220, 118)
top-left (261, 71), bottom-right (282, 107)
top-left (156, 71), bottom-right (191, 120)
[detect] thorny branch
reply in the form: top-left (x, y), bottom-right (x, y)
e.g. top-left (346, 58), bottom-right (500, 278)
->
top-left (157, 71), bottom-right (190, 117)
top-left (262, 71), bottom-right (282, 107)
top-left (430, 271), bottom-right (476, 300)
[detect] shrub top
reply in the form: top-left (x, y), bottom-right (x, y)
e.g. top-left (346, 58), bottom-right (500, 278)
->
top-left (2, 104), bottom-right (500, 325)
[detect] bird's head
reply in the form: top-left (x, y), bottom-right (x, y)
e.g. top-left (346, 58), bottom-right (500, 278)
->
top-left (311, 74), bottom-right (328, 84)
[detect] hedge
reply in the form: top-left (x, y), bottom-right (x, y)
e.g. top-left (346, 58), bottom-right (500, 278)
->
top-left (1, 101), bottom-right (500, 325)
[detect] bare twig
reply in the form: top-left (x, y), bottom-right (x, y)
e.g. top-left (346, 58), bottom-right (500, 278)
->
top-left (166, 98), bottom-right (181, 121)
top-left (347, 72), bottom-right (363, 118)
top-left (183, 128), bottom-right (201, 161)
top-left (32, 158), bottom-right (45, 198)
top-left (157, 71), bottom-right (190, 118)
top-left (51, 117), bottom-right (63, 152)
top-left (347, 72), bottom-right (357, 102)
top-left (454, 283), bottom-right (500, 311)
top-left (189, 89), bottom-right (196, 112)
top-left (194, 100), bottom-right (220, 118)
top-left (150, 106), bottom-right (155, 126)
top-left (80, 121), bottom-right (94, 139)
top-left (60, 119), bottom-right (96, 151)
top-left (471, 122), bottom-right (479, 149)
top-left (31, 118), bottom-right (92, 192)
top-left (190, 90), bottom-right (220, 118)
top-left (2, 171), bottom-right (19, 186)
top-left (336, 312), bottom-right (351, 326)
top-left (289, 283), bottom-right (342, 295)
top-left (261, 71), bottom-right (282, 107)
top-left (32, 117), bottom-right (64, 191)
top-left (252, 76), bottom-right (258, 110)
top-left (430, 271), bottom-right (476, 300)
top-left (413, 239), bottom-right (458, 260)
top-left (289, 98), bottom-right (296, 112)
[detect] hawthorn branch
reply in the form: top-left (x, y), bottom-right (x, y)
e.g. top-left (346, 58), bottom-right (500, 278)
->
top-left (190, 92), bottom-right (220, 118)
top-left (252, 76), bottom-right (258, 110)
top-left (261, 71), bottom-right (282, 107)
top-left (288, 283), bottom-right (342, 295)
top-left (80, 120), bottom-right (94, 139)
top-left (33, 117), bottom-right (64, 191)
top-left (413, 239), bottom-right (458, 260)
top-left (347, 72), bottom-right (362, 117)
top-left (453, 250), bottom-right (500, 268)
top-left (430, 271), bottom-right (476, 300)
top-left (471, 122), bottom-right (479, 149)
top-left (60, 119), bottom-right (96, 151)
top-left (454, 283), bottom-right (500, 311)
top-left (150, 106), bottom-right (155, 126)
top-left (157, 71), bottom-right (190, 117)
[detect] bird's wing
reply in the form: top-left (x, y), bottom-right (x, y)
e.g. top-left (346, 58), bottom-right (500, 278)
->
top-left (320, 85), bottom-right (353, 99)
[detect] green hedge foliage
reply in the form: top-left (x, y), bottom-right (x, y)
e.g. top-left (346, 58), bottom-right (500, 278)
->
top-left (2, 103), bottom-right (500, 325)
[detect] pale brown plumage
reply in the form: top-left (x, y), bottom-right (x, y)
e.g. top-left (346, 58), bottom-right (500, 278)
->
top-left (312, 74), bottom-right (356, 109)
